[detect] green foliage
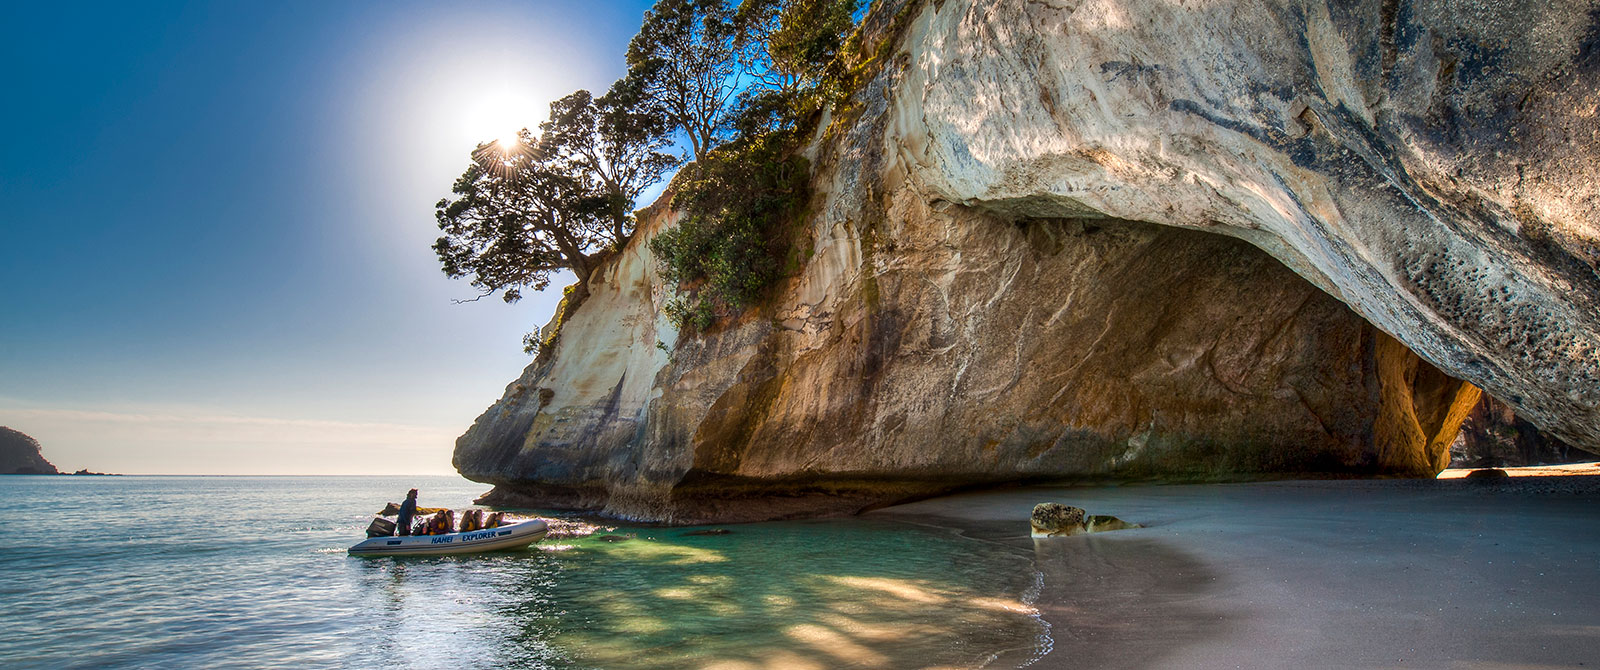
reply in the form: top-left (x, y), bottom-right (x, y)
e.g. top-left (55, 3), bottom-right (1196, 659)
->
top-left (814, 0), bottom-right (923, 135)
top-left (438, 0), bottom-right (866, 350)
top-left (626, 0), bottom-right (741, 162)
top-left (434, 131), bottom-right (601, 304)
top-left (436, 79), bottom-right (677, 305)
top-left (527, 283), bottom-right (583, 360)
top-left (651, 129), bottom-right (811, 331)
top-left (644, 0), bottom-right (861, 332)
top-left (541, 83), bottom-right (679, 243)
top-left (735, 0), bottom-right (860, 95)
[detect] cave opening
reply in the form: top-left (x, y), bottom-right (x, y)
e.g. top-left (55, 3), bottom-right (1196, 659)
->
top-left (973, 201), bottom-right (1593, 477)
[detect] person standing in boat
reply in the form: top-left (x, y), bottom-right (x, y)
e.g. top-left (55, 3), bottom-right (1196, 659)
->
top-left (396, 489), bottom-right (418, 536)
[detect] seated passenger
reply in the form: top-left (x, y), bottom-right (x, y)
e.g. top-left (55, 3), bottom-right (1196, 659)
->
top-left (459, 509), bottom-right (482, 533)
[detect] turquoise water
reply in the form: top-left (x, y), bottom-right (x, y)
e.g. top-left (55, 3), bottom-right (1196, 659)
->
top-left (0, 476), bottom-right (1045, 669)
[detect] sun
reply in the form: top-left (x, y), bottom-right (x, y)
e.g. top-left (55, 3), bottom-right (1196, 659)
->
top-left (495, 130), bottom-right (523, 153)
top-left (455, 84), bottom-right (541, 156)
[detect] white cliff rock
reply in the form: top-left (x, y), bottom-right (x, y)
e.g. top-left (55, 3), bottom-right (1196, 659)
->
top-left (455, 0), bottom-right (1597, 522)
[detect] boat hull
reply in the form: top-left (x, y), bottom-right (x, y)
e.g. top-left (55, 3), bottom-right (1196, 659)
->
top-left (348, 519), bottom-right (548, 556)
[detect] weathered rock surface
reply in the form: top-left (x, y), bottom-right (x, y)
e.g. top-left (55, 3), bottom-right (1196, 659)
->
top-left (1030, 502), bottom-right (1087, 535)
top-left (1084, 514), bottom-right (1141, 533)
top-left (0, 427), bottom-right (58, 475)
top-left (1453, 394), bottom-right (1597, 467)
top-left (878, 0), bottom-right (1600, 445)
top-left (456, 0), bottom-right (1597, 522)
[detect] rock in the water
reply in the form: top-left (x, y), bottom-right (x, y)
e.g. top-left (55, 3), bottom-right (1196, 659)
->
top-left (0, 427), bottom-right (59, 475)
top-left (1031, 503), bottom-right (1088, 537)
top-left (1030, 504), bottom-right (1141, 537)
top-left (682, 529), bottom-right (732, 536)
top-left (1466, 468), bottom-right (1511, 480)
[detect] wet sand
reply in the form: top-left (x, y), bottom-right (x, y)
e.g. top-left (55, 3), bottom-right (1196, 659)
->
top-left (869, 464), bottom-right (1600, 669)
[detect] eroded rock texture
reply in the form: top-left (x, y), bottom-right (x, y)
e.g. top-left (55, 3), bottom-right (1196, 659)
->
top-left (881, 0), bottom-right (1599, 445)
top-left (1452, 394), bottom-right (1595, 467)
top-left (455, 0), bottom-right (1596, 522)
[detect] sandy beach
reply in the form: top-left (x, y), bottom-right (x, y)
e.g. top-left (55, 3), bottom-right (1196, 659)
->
top-left (871, 464), bottom-right (1600, 669)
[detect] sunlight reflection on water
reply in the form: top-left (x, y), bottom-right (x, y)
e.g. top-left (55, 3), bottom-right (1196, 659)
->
top-left (0, 476), bottom-right (1045, 670)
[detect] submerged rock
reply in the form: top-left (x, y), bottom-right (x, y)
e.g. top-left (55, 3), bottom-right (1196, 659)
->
top-left (453, 0), bottom-right (1598, 523)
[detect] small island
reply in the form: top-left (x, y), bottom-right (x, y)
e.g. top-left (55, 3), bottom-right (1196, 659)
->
top-left (0, 426), bottom-right (116, 475)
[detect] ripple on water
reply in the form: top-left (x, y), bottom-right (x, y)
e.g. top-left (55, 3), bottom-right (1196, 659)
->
top-left (0, 476), bottom-right (1046, 669)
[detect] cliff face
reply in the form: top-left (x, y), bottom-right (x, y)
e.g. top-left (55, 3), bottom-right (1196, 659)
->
top-left (456, 0), bottom-right (1597, 522)
top-left (0, 427), bottom-right (59, 475)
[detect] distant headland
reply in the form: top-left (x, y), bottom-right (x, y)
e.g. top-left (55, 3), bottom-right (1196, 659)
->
top-left (0, 427), bottom-right (117, 475)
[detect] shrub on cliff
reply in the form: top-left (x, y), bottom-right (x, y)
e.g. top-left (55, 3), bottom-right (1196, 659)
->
top-left (651, 128), bottom-right (810, 331)
top-left (647, 0), bottom-right (856, 332)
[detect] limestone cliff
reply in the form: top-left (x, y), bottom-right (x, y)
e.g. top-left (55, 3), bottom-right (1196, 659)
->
top-left (455, 0), bottom-right (1597, 522)
top-left (0, 427), bottom-right (59, 475)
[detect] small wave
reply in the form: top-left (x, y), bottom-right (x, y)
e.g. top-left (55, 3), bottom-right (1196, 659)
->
top-left (542, 517), bottom-right (615, 539)
top-left (536, 544), bottom-right (576, 552)
top-left (1016, 571), bottom-right (1053, 667)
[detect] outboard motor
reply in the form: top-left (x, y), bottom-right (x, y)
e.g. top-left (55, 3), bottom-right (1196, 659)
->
top-left (365, 517), bottom-right (397, 538)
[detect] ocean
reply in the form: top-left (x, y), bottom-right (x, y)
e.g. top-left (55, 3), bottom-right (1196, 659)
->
top-left (0, 475), bottom-right (1046, 669)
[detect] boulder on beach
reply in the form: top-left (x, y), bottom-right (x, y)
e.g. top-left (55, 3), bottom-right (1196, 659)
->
top-left (1032, 502), bottom-right (1141, 537)
top-left (1031, 503), bottom-right (1087, 536)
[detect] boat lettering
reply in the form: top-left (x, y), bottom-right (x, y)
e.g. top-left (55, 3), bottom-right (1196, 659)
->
top-left (431, 536), bottom-right (453, 544)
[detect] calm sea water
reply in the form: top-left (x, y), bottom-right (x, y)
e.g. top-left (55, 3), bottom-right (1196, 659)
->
top-left (0, 476), bottom-right (1045, 669)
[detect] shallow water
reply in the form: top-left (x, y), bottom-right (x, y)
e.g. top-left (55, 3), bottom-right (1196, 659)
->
top-left (0, 476), bottom-right (1045, 669)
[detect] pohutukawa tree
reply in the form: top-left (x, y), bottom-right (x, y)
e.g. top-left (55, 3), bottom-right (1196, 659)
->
top-left (434, 130), bottom-right (609, 304)
top-left (435, 79), bottom-right (679, 305)
top-left (733, 0), bottom-right (859, 96)
top-left (540, 80), bottom-right (679, 244)
top-left (437, 0), bottom-right (866, 347)
top-left (625, 0), bottom-right (741, 162)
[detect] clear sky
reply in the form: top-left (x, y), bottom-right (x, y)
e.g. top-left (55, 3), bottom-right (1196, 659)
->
top-left (0, 1), bottom-right (659, 474)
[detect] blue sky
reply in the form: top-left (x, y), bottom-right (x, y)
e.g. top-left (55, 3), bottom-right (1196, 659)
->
top-left (0, 1), bottom-right (659, 474)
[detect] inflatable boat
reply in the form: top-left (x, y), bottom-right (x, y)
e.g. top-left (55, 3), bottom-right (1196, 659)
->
top-left (348, 519), bottom-right (549, 556)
